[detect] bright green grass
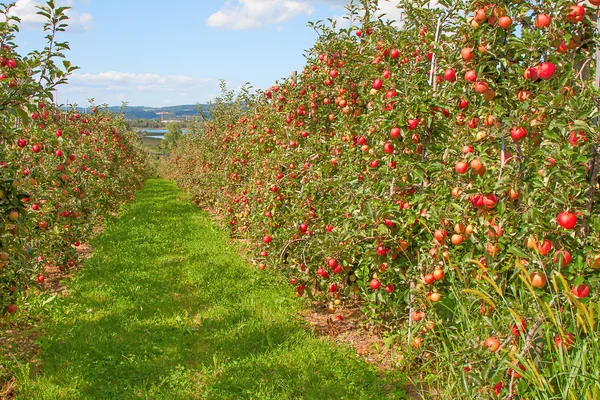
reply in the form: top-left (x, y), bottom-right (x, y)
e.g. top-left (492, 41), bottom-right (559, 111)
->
top-left (15, 179), bottom-right (406, 399)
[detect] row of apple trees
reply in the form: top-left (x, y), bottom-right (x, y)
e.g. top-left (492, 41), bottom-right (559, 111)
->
top-left (1, 3), bottom-right (151, 314)
top-left (161, 0), bottom-right (600, 397)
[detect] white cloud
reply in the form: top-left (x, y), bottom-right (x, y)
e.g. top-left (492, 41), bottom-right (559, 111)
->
top-left (9, 0), bottom-right (94, 32)
top-left (55, 71), bottom-right (218, 106)
top-left (331, 1), bottom-right (402, 30)
top-left (207, 0), bottom-right (315, 30)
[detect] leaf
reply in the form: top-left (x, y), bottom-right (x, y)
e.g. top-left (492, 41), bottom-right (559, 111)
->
top-left (463, 288), bottom-right (496, 308)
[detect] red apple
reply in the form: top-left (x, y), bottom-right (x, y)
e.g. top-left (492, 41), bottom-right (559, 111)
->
top-left (557, 212), bottom-right (577, 229)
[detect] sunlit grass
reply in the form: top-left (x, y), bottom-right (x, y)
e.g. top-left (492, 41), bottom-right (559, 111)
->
top-left (13, 179), bottom-right (406, 399)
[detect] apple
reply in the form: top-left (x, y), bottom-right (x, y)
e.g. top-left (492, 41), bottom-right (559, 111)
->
top-left (553, 250), bottom-right (571, 267)
top-left (464, 70), bottom-right (477, 82)
top-left (557, 212), bottom-right (576, 229)
top-left (411, 311), bottom-right (424, 321)
top-left (370, 278), bottom-right (381, 289)
top-left (537, 62), bottom-right (555, 80)
top-left (424, 273), bottom-right (435, 284)
top-left (524, 67), bottom-right (538, 81)
top-left (510, 126), bottom-right (527, 141)
top-left (451, 234), bottom-right (463, 245)
top-left (328, 283), bottom-right (338, 292)
top-left (434, 229), bottom-right (447, 244)
top-left (511, 320), bottom-right (527, 336)
top-left (6, 304), bottom-right (17, 314)
top-left (372, 78), bottom-right (383, 90)
top-left (263, 235), bottom-right (272, 244)
top-left (530, 272), bottom-right (547, 288)
top-left (572, 283), bottom-right (589, 299)
top-left (444, 68), bottom-right (457, 82)
top-left (455, 161), bottom-right (469, 174)
top-left (498, 16), bottom-right (512, 29)
top-left (390, 127), bottom-right (402, 139)
top-left (473, 81), bottom-right (488, 93)
top-left (566, 5), bottom-right (585, 23)
top-left (537, 239), bottom-right (552, 256)
top-left (433, 268), bottom-right (444, 281)
top-left (385, 283), bottom-right (395, 293)
top-left (461, 47), bottom-right (473, 61)
top-left (428, 292), bottom-right (441, 302)
top-left (535, 13), bottom-right (551, 28)
top-left (484, 337), bottom-right (500, 352)
top-left (554, 333), bottom-right (575, 350)
top-left (407, 118), bottom-right (419, 130)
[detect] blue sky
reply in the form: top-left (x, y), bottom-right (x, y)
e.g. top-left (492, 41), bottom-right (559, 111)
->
top-left (9, 0), bottom-right (403, 107)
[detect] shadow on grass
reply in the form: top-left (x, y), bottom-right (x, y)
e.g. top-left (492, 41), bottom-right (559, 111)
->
top-left (17, 179), bottom-right (406, 399)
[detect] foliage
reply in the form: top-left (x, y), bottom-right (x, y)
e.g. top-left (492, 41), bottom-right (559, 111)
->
top-left (160, 121), bottom-right (183, 150)
top-left (0, 2), bottom-right (151, 313)
top-left (161, 0), bottom-right (600, 397)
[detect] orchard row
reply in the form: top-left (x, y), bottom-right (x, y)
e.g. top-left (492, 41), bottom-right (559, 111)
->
top-left (162, 0), bottom-right (599, 398)
top-left (0, 3), bottom-right (151, 313)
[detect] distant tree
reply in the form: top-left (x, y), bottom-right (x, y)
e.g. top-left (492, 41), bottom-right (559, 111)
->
top-left (161, 122), bottom-right (183, 150)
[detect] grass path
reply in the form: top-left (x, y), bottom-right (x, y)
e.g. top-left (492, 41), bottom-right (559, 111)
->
top-left (15, 179), bottom-right (406, 399)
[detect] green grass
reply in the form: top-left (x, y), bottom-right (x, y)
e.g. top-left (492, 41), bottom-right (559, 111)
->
top-left (14, 179), bottom-right (406, 399)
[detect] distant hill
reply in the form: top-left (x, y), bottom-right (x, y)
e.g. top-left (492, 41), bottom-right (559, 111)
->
top-left (67, 104), bottom-right (214, 120)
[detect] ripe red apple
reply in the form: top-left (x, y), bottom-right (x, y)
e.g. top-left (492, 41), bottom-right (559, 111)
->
top-left (536, 239), bottom-right (552, 256)
top-left (473, 81), bottom-right (488, 93)
top-left (464, 70), bottom-right (477, 82)
top-left (263, 235), bottom-right (272, 244)
top-left (498, 16), bottom-right (512, 29)
top-left (390, 127), bottom-right (401, 139)
top-left (537, 62), bottom-right (555, 80)
top-left (553, 250), bottom-right (571, 267)
top-left (6, 304), bottom-right (17, 314)
top-left (424, 273), bottom-right (435, 284)
top-left (566, 5), bottom-right (585, 23)
top-left (407, 118), bottom-right (419, 130)
top-left (557, 212), bottom-right (576, 229)
top-left (572, 283), bottom-right (589, 299)
top-left (372, 78), bottom-right (383, 90)
top-left (535, 13), bottom-right (551, 28)
top-left (383, 142), bottom-right (394, 154)
top-left (434, 229), bottom-right (447, 244)
top-left (524, 67), bottom-right (538, 81)
top-left (554, 333), bottom-right (575, 350)
top-left (461, 47), bottom-right (473, 61)
top-left (484, 337), bottom-right (500, 352)
top-left (444, 68), bottom-right (457, 82)
top-left (370, 278), bottom-right (381, 289)
top-left (510, 126), bottom-right (527, 141)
